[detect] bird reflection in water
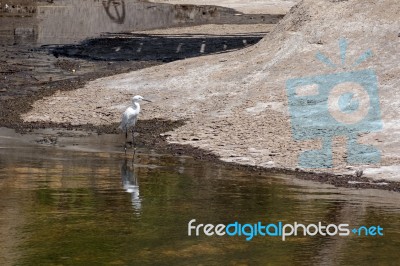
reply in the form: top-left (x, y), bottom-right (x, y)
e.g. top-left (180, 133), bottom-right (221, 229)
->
top-left (121, 156), bottom-right (142, 214)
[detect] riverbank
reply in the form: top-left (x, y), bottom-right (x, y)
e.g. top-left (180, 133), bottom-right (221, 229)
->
top-left (2, 0), bottom-right (400, 191)
top-left (146, 0), bottom-right (300, 14)
top-left (22, 0), bottom-right (400, 184)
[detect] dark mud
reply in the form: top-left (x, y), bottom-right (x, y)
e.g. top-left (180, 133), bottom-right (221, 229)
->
top-left (51, 33), bottom-right (265, 62)
top-left (0, 57), bottom-right (162, 128)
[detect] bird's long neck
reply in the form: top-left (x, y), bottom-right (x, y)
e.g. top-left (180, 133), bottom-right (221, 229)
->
top-left (132, 102), bottom-right (140, 111)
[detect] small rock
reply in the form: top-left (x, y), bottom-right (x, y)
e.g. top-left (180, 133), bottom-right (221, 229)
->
top-left (0, 88), bottom-right (7, 92)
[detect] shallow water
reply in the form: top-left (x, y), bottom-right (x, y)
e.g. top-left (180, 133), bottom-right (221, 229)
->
top-left (0, 0), bottom-right (278, 46)
top-left (1, 128), bottom-right (400, 265)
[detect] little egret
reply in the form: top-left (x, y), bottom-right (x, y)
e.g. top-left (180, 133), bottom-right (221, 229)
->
top-left (119, 95), bottom-right (151, 152)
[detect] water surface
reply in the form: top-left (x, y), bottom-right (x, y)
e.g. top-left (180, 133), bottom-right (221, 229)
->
top-left (1, 128), bottom-right (400, 265)
top-left (0, 0), bottom-right (279, 46)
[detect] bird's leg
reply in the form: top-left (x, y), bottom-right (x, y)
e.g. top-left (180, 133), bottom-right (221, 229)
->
top-left (131, 128), bottom-right (135, 146)
top-left (132, 129), bottom-right (137, 155)
top-left (124, 130), bottom-right (128, 153)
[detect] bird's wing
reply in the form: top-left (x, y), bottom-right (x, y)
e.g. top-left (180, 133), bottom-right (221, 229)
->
top-left (119, 109), bottom-right (131, 130)
top-left (119, 107), bottom-right (138, 130)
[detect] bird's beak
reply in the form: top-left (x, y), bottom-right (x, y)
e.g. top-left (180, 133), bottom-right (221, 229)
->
top-left (143, 99), bottom-right (152, 102)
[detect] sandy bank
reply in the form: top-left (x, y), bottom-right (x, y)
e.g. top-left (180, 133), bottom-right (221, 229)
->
top-left (134, 24), bottom-right (275, 35)
top-left (23, 0), bottom-right (400, 181)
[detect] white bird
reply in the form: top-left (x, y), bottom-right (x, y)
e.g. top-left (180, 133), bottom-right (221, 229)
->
top-left (121, 158), bottom-right (141, 213)
top-left (118, 95), bottom-right (151, 152)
